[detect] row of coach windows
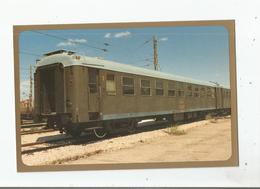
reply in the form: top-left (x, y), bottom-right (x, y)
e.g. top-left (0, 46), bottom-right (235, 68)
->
top-left (102, 74), bottom-right (217, 98)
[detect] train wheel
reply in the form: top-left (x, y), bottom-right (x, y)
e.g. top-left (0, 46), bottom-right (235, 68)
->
top-left (93, 128), bottom-right (107, 139)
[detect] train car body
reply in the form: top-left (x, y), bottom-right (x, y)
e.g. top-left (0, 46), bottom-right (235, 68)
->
top-left (34, 50), bottom-right (231, 136)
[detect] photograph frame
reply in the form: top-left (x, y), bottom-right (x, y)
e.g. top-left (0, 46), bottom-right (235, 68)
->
top-left (13, 20), bottom-right (238, 172)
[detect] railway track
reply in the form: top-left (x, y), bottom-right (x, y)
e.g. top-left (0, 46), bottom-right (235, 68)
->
top-left (21, 122), bottom-right (47, 129)
top-left (21, 128), bottom-right (55, 135)
top-left (20, 122), bottom-right (56, 135)
top-left (21, 134), bottom-right (95, 155)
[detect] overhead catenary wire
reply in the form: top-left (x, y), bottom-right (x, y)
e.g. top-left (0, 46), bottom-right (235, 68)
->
top-left (30, 30), bottom-right (108, 52)
top-left (138, 38), bottom-right (152, 48)
top-left (20, 33), bottom-right (160, 71)
top-left (123, 37), bottom-right (153, 66)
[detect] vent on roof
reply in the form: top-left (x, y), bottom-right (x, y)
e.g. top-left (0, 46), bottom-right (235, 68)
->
top-left (44, 50), bottom-right (75, 56)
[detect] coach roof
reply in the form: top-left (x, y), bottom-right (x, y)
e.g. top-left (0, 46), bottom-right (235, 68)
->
top-left (36, 50), bottom-right (219, 87)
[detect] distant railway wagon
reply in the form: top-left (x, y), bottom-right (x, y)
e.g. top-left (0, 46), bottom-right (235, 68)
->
top-left (33, 50), bottom-right (231, 137)
top-left (20, 99), bottom-right (33, 120)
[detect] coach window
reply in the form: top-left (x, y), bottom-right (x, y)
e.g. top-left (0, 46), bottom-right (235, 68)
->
top-left (194, 87), bottom-right (199, 97)
top-left (178, 90), bottom-right (184, 97)
top-left (155, 80), bottom-right (164, 96)
top-left (200, 87), bottom-right (205, 97)
top-left (141, 79), bottom-right (151, 96)
top-left (168, 82), bottom-right (175, 96)
top-left (186, 84), bottom-right (192, 97)
top-left (88, 70), bottom-right (97, 93)
top-left (227, 91), bottom-right (230, 97)
top-left (106, 74), bottom-right (116, 95)
top-left (122, 77), bottom-right (134, 95)
top-left (177, 82), bottom-right (184, 97)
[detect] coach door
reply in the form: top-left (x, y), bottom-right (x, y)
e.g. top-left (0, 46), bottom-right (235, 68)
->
top-left (88, 68), bottom-right (101, 120)
top-left (38, 63), bottom-right (64, 114)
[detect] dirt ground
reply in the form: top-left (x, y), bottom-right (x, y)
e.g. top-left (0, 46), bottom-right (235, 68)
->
top-left (66, 117), bottom-right (231, 165)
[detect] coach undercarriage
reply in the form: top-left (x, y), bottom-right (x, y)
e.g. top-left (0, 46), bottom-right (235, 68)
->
top-left (43, 108), bottom-right (231, 138)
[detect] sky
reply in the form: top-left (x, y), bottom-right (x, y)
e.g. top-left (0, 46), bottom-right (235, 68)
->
top-left (19, 25), bottom-right (230, 100)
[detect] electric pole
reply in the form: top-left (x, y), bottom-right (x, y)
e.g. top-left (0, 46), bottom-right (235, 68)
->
top-left (29, 64), bottom-right (33, 109)
top-left (153, 35), bottom-right (159, 71)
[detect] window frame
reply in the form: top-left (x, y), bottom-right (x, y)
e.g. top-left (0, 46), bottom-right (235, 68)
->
top-left (121, 76), bottom-right (135, 96)
top-left (186, 84), bottom-right (193, 97)
top-left (207, 87), bottom-right (212, 98)
top-left (200, 87), bottom-right (205, 97)
top-left (194, 86), bottom-right (200, 98)
top-left (155, 80), bottom-right (164, 96)
top-left (106, 73), bottom-right (116, 95)
top-left (168, 81), bottom-right (176, 97)
top-left (88, 69), bottom-right (98, 94)
top-left (140, 79), bottom-right (151, 96)
top-left (177, 90), bottom-right (185, 97)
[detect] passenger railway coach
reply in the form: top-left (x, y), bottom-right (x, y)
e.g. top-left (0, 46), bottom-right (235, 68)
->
top-left (33, 50), bottom-right (231, 137)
